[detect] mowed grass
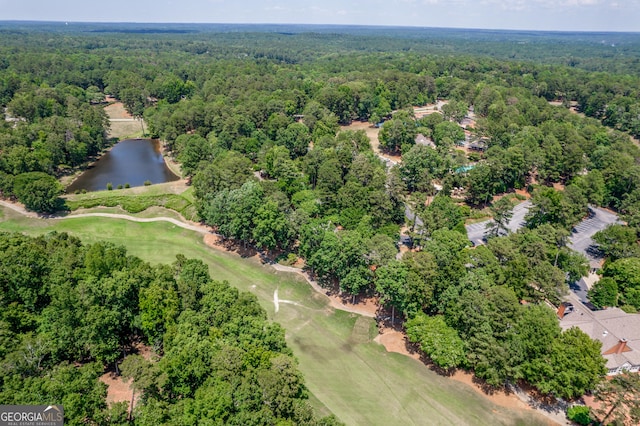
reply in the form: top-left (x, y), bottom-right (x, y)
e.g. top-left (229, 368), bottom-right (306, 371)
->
top-left (0, 206), bottom-right (550, 426)
top-left (64, 183), bottom-right (198, 221)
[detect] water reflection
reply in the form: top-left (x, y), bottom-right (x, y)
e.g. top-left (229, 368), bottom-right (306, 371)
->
top-left (66, 139), bottom-right (179, 193)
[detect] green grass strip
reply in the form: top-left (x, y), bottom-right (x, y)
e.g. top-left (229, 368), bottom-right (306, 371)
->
top-left (65, 194), bottom-right (199, 221)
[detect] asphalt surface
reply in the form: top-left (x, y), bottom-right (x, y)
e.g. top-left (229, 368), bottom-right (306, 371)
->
top-left (568, 206), bottom-right (621, 268)
top-left (570, 278), bottom-right (589, 303)
top-left (465, 202), bottom-right (621, 305)
top-left (465, 200), bottom-right (532, 246)
top-left (404, 204), bottom-right (424, 229)
top-left (566, 206), bottom-right (621, 304)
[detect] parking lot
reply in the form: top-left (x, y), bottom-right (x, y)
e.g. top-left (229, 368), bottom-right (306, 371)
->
top-left (466, 200), bottom-right (531, 246)
top-left (569, 206), bottom-right (621, 268)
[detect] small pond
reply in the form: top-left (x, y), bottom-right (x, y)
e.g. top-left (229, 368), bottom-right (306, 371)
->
top-left (66, 139), bottom-right (179, 193)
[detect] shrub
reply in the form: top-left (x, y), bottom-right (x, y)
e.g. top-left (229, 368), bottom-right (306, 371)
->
top-left (144, 180), bottom-right (151, 186)
top-left (620, 304), bottom-right (638, 314)
top-left (406, 313), bottom-right (466, 370)
top-left (124, 183), bottom-right (130, 188)
top-left (566, 405), bottom-right (591, 425)
top-left (282, 253), bottom-right (298, 266)
top-left (106, 182), bottom-right (113, 191)
top-left (117, 184), bottom-right (123, 189)
top-left (13, 172), bottom-right (64, 213)
top-left (467, 152), bottom-right (481, 162)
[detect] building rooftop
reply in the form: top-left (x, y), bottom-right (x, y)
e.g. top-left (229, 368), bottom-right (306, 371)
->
top-left (559, 303), bottom-right (640, 371)
top-left (415, 133), bottom-right (435, 148)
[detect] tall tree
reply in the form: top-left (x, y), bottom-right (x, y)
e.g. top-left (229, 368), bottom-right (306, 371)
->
top-left (406, 313), bottom-right (466, 370)
top-left (375, 260), bottom-right (408, 324)
top-left (12, 172), bottom-right (63, 213)
top-left (378, 111), bottom-right (416, 154)
top-left (486, 197), bottom-right (513, 238)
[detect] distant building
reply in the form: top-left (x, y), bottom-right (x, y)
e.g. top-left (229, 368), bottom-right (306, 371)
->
top-left (559, 303), bottom-right (640, 375)
top-left (468, 139), bottom-right (488, 152)
top-left (415, 133), bottom-right (435, 148)
top-left (460, 117), bottom-right (474, 128)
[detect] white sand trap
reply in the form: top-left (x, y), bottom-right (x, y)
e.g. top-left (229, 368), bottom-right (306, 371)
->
top-left (274, 288), bottom-right (302, 313)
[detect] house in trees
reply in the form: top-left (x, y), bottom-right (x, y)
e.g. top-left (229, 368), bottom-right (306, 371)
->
top-left (559, 303), bottom-right (640, 375)
top-left (468, 139), bottom-right (488, 152)
top-left (415, 133), bottom-right (435, 148)
top-left (460, 116), bottom-right (475, 129)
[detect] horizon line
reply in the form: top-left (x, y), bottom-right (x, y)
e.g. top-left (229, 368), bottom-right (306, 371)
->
top-left (1, 20), bottom-right (639, 35)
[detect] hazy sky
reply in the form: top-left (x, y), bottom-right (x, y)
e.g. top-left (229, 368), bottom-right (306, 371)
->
top-left (2, 0), bottom-right (639, 32)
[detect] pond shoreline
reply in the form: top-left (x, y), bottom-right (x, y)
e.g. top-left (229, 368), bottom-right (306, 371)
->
top-left (60, 139), bottom-right (120, 192)
top-left (65, 139), bottom-right (180, 194)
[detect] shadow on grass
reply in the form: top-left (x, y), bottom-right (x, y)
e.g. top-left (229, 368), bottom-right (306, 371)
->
top-left (214, 236), bottom-right (260, 258)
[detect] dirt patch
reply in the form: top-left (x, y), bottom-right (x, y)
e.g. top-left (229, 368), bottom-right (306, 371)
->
top-left (334, 294), bottom-right (378, 317)
top-left (100, 372), bottom-right (133, 407)
top-left (104, 101), bottom-right (145, 140)
top-left (99, 341), bottom-right (154, 409)
top-left (340, 121), bottom-right (401, 164)
top-left (450, 370), bottom-right (530, 412)
top-left (374, 328), bottom-right (417, 359)
top-left (105, 101), bottom-right (133, 120)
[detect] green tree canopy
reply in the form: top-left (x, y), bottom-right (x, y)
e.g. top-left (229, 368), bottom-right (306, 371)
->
top-left (406, 313), bottom-right (466, 370)
top-left (12, 172), bottom-right (63, 213)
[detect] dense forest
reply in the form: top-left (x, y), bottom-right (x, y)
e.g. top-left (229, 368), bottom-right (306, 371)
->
top-left (0, 231), bottom-right (340, 425)
top-left (1, 22), bottom-right (640, 409)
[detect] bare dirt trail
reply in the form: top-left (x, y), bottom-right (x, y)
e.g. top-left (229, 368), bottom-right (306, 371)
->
top-left (0, 199), bottom-right (38, 217)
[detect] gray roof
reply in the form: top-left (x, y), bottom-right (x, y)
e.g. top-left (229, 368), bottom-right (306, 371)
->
top-left (415, 133), bottom-right (435, 148)
top-left (560, 304), bottom-right (640, 369)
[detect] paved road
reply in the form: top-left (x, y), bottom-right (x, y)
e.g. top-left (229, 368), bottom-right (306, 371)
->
top-left (404, 204), bottom-right (423, 229)
top-left (465, 200), bottom-right (532, 245)
top-left (59, 212), bottom-right (208, 234)
top-left (568, 206), bottom-right (621, 268)
top-left (566, 206), bottom-right (621, 304)
top-left (569, 278), bottom-right (589, 304)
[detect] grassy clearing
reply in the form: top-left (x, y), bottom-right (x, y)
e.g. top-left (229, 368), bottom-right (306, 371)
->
top-left (64, 183), bottom-right (198, 221)
top-left (108, 120), bottom-right (145, 140)
top-left (0, 207), bottom-right (550, 426)
top-left (65, 194), bottom-right (198, 220)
